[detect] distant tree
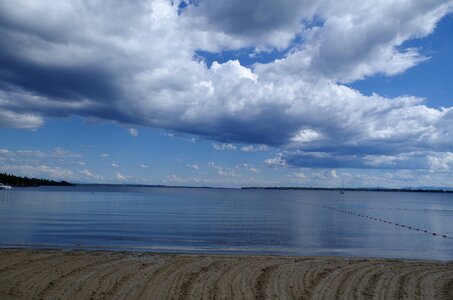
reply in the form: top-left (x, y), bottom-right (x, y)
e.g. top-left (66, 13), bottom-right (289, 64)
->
top-left (0, 173), bottom-right (75, 187)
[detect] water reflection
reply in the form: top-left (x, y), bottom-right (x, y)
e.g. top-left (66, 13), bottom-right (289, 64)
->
top-left (0, 187), bottom-right (452, 260)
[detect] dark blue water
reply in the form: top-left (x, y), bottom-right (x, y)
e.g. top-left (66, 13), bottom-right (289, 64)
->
top-left (0, 186), bottom-right (452, 260)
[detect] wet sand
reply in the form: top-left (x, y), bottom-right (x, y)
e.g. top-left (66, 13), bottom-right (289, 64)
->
top-left (1, 250), bottom-right (452, 299)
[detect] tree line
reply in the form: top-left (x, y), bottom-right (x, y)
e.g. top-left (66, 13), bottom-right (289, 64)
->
top-left (0, 173), bottom-right (74, 187)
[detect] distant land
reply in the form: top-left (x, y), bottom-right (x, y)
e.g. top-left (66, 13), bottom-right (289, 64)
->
top-left (0, 173), bottom-right (74, 187)
top-left (76, 183), bottom-right (226, 189)
top-left (242, 186), bottom-right (453, 193)
top-left (76, 183), bottom-right (453, 193)
top-left (1, 172), bottom-right (452, 193)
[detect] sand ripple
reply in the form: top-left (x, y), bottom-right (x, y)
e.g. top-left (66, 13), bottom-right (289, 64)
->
top-left (1, 250), bottom-right (452, 299)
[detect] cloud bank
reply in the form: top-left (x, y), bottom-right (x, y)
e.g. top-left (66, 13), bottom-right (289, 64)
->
top-left (1, 0), bottom-right (452, 171)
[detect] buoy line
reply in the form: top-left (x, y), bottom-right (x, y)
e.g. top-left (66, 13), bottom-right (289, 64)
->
top-left (294, 200), bottom-right (453, 240)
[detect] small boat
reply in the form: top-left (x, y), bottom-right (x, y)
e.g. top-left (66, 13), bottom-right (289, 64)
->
top-left (339, 178), bottom-right (345, 194)
top-left (0, 183), bottom-right (12, 190)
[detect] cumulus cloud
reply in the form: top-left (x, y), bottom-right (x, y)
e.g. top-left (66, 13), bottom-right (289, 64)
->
top-left (128, 128), bottom-right (139, 137)
top-left (1, 0), bottom-right (452, 172)
top-left (0, 147), bottom-right (86, 180)
top-left (167, 133), bottom-right (198, 143)
top-left (0, 108), bottom-right (43, 130)
top-left (80, 169), bottom-right (103, 180)
top-left (165, 174), bottom-right (186, 184)
top-left (310, 169), bottom-right (340, 181)
top-left (139, 164), bottom-right (150, 169)
top-left (0, 147), bottom-right (80, 159)
top-left (212, 143), bottom-right (237, 151)
top-left (181, 0), bottom-right (314, 50)
top-left (100, 153), bottom-right (109, 158)
top-left (116, 172), bottom-right (128, 181)
top-left (111, 162), bottom-right (119, 168)
top-left (239, 163), bottom-right (259, 173)
top-left (164, 173), bottom-right (274, 187)
top-left (186, 163), bottom-right (200, 170)
top-left (264, 154), bottom-right (287, 167)
top-left (50, 147), bottom-right (81, 158)
top-left (1, 164), bottom-right (74, 179)
top-left (294, 171), bottom-right (306, 180)
top-left (208, 161), bottom-right (240, 176)
top-left (240, 144), bottom-right (268, 152)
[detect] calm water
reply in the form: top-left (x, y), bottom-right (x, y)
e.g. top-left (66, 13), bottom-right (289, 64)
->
top-left (0, 186), bottom-right (452, 260)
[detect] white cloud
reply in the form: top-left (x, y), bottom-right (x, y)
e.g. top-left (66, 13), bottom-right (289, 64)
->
top-left (0, 147), bottom-right (81, 159)
top-left (212, 143), bottom-right (237, 151)
top-left (307, 169), bottom-right (341, 180)
top-left (167, 133), bottom-right (198, 143)
top-left (291, 129), bottom-right (325, 144)
top-left (0, 147), bottom-right (82, 167)
top-left (208, 161), bottom-right (240, 177)
top-left (112, 162), bottom-right (119, 168)
top-left (0, 108), bottom-right (43, 130)
top-left (186, 163), bottom-right (199, 170)
top-left (80, 169), bottom-right (103, 180)
top-left (330, 170), bottom-right (338, 178)
top-left (240, 145), bottom-right (255, 152)
top-left (239, 163), bottom-right (259, 173)
top-left (80, 169), bottom-right (94, 177)
top-left (50, 147), bottom-right (81, 158)
top-left (165, 174), bottom-right (185, 184)
top-left (240, 144), bottom-right (268, 152)
top-left (128, 128), bottom-right (139, 137)
top-left (140, 164), bottom-right (149, 169)
top-left (1, 164), bottom-right (74, 179)
top-left (100, 153), bottom-right (109, 158)
top-left (164, 173), bottom-right (275, 187)
top-left (264, 154), bottom-right (287, 167)
top-left (0, 148), bottom-right (88, 180)
top-left (217, 168), bottom-right (240, 177)
top-left (116, 172), bottom-right (128, 181)
top-left (427, 152), bottom-right (453, 171)
top-left (294, 171), bottom-right (306, 179)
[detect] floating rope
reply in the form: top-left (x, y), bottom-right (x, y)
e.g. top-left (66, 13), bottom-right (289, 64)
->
top-left (323, 204), bottom-right (453, 240)
top-left (294, 200), bottom-right (453, 240)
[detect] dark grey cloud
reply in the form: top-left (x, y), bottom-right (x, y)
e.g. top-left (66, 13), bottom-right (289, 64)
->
top-left (285, 151), bottom-right (433, 170)
top-left (183, 0), bottom-right (314, 37)
top-left (0, 47), bottom-right (118, 102)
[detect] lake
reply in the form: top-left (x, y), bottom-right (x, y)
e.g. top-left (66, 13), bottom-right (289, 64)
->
top-left (0, 186), bottom-right (452, 260)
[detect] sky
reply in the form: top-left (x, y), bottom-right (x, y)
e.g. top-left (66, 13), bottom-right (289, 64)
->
top-left (0, 0), bottom-right (453, 188)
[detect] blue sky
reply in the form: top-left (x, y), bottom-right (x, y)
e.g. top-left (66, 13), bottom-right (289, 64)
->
top-left (0, 1), bottom-right (452, 188)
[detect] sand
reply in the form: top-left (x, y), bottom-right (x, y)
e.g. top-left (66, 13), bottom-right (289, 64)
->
top-left (0, 250), bottom-right (452, 299)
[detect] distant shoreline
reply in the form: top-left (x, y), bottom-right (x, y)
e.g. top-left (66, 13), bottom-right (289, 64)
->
top-left (2, 172), bottom-right (452, 193)
top-left (65, 183), bottom-right (453, 193)
top-left (241, 186), bottom-right (453, 193)
top-left (6, 181), bottom-right (453, 193)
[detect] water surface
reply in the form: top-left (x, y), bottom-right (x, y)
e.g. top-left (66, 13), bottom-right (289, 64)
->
top-left (0, 186), bottom-right (452, 260)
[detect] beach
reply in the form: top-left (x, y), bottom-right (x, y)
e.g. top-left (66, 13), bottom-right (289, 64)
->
top-left (1, 250), bottom-right (452, 299)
